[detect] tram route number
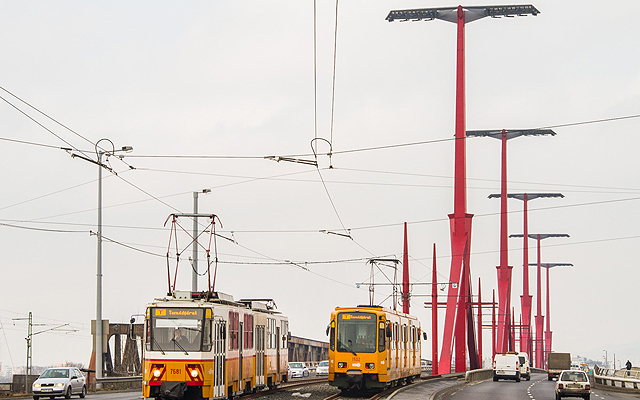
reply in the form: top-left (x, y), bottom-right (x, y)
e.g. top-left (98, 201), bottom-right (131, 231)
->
top-left (352, 357), bottom-right (360, 362)
top-left (171, 368), bottom-right (182, 375)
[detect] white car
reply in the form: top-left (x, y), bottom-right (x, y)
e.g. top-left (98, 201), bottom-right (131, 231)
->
top-left (316, 360), bottom-right (329, 376)
top-left (518, 352), bottom-right (531, 381)
top-left (32, 367), bottom-right (87, 399)
top-left (288, 362), bottom-right (310, 378)
top-left (555, 369), bottom-right (591, 400)
top-left (492, 353), bottom-right (521, 382)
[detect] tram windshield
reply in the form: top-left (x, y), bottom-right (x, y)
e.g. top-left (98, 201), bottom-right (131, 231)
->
top-left (336, 312), bottom-right (377, 354)
top-left (149, 308), bottom-right (211, 352)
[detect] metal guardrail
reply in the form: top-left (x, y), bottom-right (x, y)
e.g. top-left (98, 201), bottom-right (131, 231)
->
top-left (95, 375), bottom-right (142, 383)
top-left (593, 365), bottom-right (640, 389)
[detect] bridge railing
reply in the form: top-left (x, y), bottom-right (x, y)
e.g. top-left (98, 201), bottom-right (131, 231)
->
top-left (593, 365), bottom-right (640, 389)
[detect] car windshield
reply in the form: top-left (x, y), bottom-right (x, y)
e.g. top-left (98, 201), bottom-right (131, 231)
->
top-left (40, 369), bottom-right (69, 379)
top-left (561, 371), bottom-right (587, 382)
top-left (336, 312), bottom-right (377, 353)
top-left (290, 363), bottom-right (303, 369)
top-left (319, 361), bottom-right (329, 367)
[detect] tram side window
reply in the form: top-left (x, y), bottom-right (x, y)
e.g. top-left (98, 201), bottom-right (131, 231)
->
top-left (244, 314), bottom-right (253, 349)
top-left (202, 319), bottom-right (212, 352)
top-left (281, 320), bottom-right (288, 349)
top-left (402, 325), bottom-right (406, 350)
top-left (378, 322), bottom-right (385, 352)
top-left (392, 324), bottom-right (397, 350)
top-left (329, 321), bottom-right (335, 351)
top-left (229, 311), bottom-right (239, 350)
top-left (267, 318), bottom-right (276, 349)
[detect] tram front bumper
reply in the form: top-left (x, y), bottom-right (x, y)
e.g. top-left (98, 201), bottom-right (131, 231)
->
top-left (330, 370), bottom-right (385, 390)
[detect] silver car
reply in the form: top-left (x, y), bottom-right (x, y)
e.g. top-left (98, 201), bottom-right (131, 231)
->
top-left (316, 360), bottom-right (329, 377)
top-left (32, 367), bottom-right (87, 399)
top-left (288, 362), bottom-right (309, 378)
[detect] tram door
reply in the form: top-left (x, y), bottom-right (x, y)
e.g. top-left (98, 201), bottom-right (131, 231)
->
top-left (276, 327), bottom-right (281, 380)
top-left (255, 326), bottom-right (265, 386)
top-left (213, 320), bottom-right (226, 399)
top-left (239, 322), bottom-right (244, 385)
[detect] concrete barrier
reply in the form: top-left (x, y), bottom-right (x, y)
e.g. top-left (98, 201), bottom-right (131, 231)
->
top-left (465, 368), bottom-right (493, 382)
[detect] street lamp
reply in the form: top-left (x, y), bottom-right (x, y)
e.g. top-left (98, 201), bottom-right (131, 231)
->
top-left (386, 3), bottom-right (540, 374)
top-left (471, 128), bottom-right (555, 354)
top-left (510, 233), bottom-right (569, 368)
top-left (496, 192), bottom-right (564, 357)
top-left (192, 189), bottom-right (212, 292)
top-left (72, 139), bottom-right (132, 388)
top-left (537, 263), bottom-right (573, 366)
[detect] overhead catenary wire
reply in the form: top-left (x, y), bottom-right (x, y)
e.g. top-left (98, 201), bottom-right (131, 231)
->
top-left (119, 113), bottom-right (640, 161)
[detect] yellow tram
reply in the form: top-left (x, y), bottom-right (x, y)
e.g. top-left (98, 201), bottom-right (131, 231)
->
top-left (142, 291), bottom-right (289, 400)
top-left (327, 305), bottom-right (423, 391)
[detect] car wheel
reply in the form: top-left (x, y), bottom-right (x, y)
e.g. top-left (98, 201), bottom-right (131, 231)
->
top-left (79, 386), bottom-right (86, 398)
top-left (583, 395), bottom-right (590, 400)
top-left (65, 386), bottom-right (72, 399)
top-left (555, 393), bottom-right (561, 400)
top-left (515, 372), bottom-right (520, 382)
top-left (304, 371), bottom-right (309, 377)
top-left (33, 396), bottom-right (40, 400)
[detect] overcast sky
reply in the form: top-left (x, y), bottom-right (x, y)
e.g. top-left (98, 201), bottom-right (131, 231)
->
top-left (0, 0), bottom-right (638, 372)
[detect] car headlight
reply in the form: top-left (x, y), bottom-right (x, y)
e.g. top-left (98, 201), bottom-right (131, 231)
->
top-left (190, 369), bottom-right (199, 378)
top-left (55, 383), bottom-right (64, 387)
top-left (33, 383), bottom-right (41, 388)
top-left (153, 369), bottom-right (161, 378)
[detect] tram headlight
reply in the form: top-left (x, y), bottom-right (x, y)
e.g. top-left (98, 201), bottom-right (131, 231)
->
top-left (153, 369), bottom-right (161, 378)
top-left (337, 362), bottom-right (347, 369)
top-left (190, 369), bottom-right (199, 378)
top-left (365, 363), bottom-right (375, 369)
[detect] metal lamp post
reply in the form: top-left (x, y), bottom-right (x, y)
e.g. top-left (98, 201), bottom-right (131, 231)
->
top-left (471, 128), bottom-right (555, 354)
top-left (537, 263), bottom-right (573, 366)
top-left (510, 233), bottom-right (569, 368)
top-left (386, 4), bottom-right (540, 374)
top-left (498, 192), bottom-right (564, 357)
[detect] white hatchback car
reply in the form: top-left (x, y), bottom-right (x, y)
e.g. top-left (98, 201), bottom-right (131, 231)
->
top-left (32, 367), bottom-right (87, 399)
top-left (288, 362), bottom-right (310, 378)
top-left (555, 369), bottom-right (591, 400)
top-left (316, 360), bottom-right (329, 376)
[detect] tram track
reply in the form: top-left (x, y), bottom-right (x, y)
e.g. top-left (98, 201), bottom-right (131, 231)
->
top-left (321, 379), bottom-right (419, 400)
top-left (241, 378), bottom-right (330, 400)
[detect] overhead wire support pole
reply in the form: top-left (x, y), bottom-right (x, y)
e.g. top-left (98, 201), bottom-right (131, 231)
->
top-left (386, 3), bottom-right (540, 373)
top-left (69, 138), bottom-right (133, 389)
top-left (469, 128), bottom-right (556, 354)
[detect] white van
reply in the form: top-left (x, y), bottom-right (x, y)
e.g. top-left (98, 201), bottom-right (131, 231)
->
top-left (493, 353), bottom-right (521, 382)
top-left (518, 352), bottom-right (531, 381)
